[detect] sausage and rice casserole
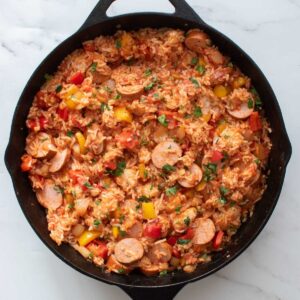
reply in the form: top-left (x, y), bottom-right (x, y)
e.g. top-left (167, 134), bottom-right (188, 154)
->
top-left (21, 28), bottom-right (272, 276)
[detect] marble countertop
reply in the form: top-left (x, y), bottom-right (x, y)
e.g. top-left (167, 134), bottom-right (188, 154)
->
top-left (1, 0), bottom-right (299, 299)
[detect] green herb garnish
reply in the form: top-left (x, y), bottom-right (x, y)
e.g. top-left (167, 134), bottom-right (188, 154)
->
top-left (196, 64), bottom-right (206, 75)
top-left (193, 106), bottom-right (202, 118)
top-left (100, 103), bottom-right (110, 112)
top-left (175, 206), bottom-right (182, 213)
top-left (184, 216), bottom-right (190, 226)
top-left (117, 268), bottom-right (125, 274)
top-left (55, 85), bottom-right (62, 93)
top-left (247, 99), bottom-right (254, 109)
top-left (191, 57), bottom-right (198, 65)
top-left (84, 182), bottom-right (93, 189)
top-left (90, 62), bottom-right (97, 72)
top-left (54, 185), bottom-right (64, 194)
top-left (159, 270), bottom-right (168, 276)
top-left (105, 161), bottom-right (126, 177)
top-left (162, 164), bottom-right (176, 173)
top-left (93, 219), bottom-right (101, 227)
top-left (203, 163), bottom-right (217, 182)
top-left (137, 195), bottom-right (150, 202)
top-left (177, 239), bottom-right (191, 245)
top-left (119, 215), bottom-right (125, 224)
top-left (144, 68), bottom-right (152, 76)
top-left (158, 114), bottom-right (168, 127)
top-left (166, 186), bottom-right (177, 197)
top-left (115, 39), bottom-right (122, 49)
top-left (144, 81), bottom-right (155, 91)
top-left (189, 77), bottom-right (200, 88)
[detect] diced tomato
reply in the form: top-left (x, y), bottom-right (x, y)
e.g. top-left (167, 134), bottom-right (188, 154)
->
top-left (104, 161), bottom-right (116, 170)
top-left (70, 71), bottom-right (84, 85)
top-left (249, 112), bottom-right (262, 132)
top-left (39, 116), bottom-right (47, 129)
top-left (172, 247), bottom-right (181, 258)
top-left (69, 170), bottom-right (84, 184)
top-left (211, 150), bottom-right (224, 162)
top-left (20, 154), bottom-right (33, 172)
top-left (57, 107), bottom-right (69, 122)
top-left (116, 130), bottom-right (139, 150)
top-left (144, 222), bottom-right (162, 239)
top-left (167, 236), bottom-right (178, 246)
top-left (86, 240), bottom-right (108, 259)
top-left (180, 228), bottom-right (194, 240)
top-left (213, 230), bottom-right (224, 249)
top-left (27, 119), bottom-right (37, 130)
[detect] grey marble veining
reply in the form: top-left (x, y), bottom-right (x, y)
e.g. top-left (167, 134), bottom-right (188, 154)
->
top-left (1, 0), bottom-right (299, 299)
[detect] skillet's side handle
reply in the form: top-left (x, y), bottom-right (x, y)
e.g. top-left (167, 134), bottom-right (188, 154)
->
top-left (170, 0), bottom-right (205, 24)
top-left (120, 285), bottom-right (185, 300)
top-left (79, 0), bottom-right (205, 31)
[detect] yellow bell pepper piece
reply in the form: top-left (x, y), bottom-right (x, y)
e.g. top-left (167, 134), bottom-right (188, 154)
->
top-left (78, 230), bottom-right (101, 246)
top-left (233, 76), bottom-right (246, 89)
top-left (112, 226), bottom-right (119, 239)
top-left (202, 113), bottom-right (211, 123)
top-left (139, 163), bottom-right (147, 179)
top-left (142, 202), bottom-right (156, 219)
top-left (213, 85), bottom-right (229, 98)
top-left (121, 32), bottom-right (134, 48)
top-left (196, 180), bottom-right (206, 191)
top-left (75, 132), bottom-right (87, 154)
top-left (114, 107), bottom-right (133, 123)
top-left (65, 98), bottom-right (77, 109)
top-left (216, 122), bottom-right (227, 135)
top-left (65, 193), bottom-right (74, 204)
top-left (63, 85), bottom-right (84, 109)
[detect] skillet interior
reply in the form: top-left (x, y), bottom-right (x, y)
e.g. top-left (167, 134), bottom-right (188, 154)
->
top-left (5, 1), bottom-right (292, 298)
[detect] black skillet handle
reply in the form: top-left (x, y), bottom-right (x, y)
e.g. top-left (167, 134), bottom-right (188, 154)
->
top-left (120, 284), bottom-right (185, 300)
top-left (79, 0), bottom-right (205, 31)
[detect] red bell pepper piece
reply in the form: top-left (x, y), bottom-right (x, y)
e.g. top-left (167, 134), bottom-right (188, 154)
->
top-left (167, 236), bottom-right (178, 246)
top-left (57, 107), bottom-right (69, 121)
top-left (211, 150), bottom-right (224, 162)
top-left (70, 71), bottom-right (84, 85)
top-left (20, 154), bottom-right (33, 172)
top-left (249, 112), bottom-right (262, 132)
top-left (116, 130), bottom-right (139, 150)
top-left (213, 231), bottom-right (224, 249)
top-left (39, 116), bottom-right (47, 129)
top-left (86, 240), bottom-right (108, 259)
top-left (144, 223), bottom-right (162, 239)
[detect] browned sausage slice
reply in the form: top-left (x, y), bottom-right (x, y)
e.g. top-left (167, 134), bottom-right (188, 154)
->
top-left (116, 84), bottom-right (144, 98)
top-left (151, 140), bottom-right (182, 169)
top-left (114, 238), bottom-right (144, 264)
top-left (127, 221), bottom-right (143, 238)
top-left (138, 256), bottom-right (160, 276)
top-left (49, 148), bottom-right (70, 173)
top-left (184, 29), bottom-right (211, 53)
top-left (106, 254), bottom-right (132, 274)
top-left (192, 218), bottom-right (216, 245)
top-left (36, 182), bottom-right (63, 210)
top-left (178, 163), bottom-right (203, 188)
top-left (147, 242), bottom-right (172, 264)
top-left (227, 102), bottom-right (254, 119)
top-left (92, 64), bottom-right (112, 84)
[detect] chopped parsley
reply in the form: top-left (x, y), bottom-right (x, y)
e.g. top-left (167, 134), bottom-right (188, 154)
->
top-left (153, 93), bottom-right (159, 99)
top-left (250, 87), bottom-right (263, 109)
top-left (144, 68), bottom-right (152, 76)
top-left (247, 99), bottom-right (254, 109)
top-left (203, 163), bottom-right (217, 182)
top-left (254, 158), bottom-right (261, 165)
top-left (119, 215), bottom-right (125, 224)
top-left (105, 161), bottom-right (126, 177)
top-left (144, 81), bottom-right (156, 91)
top-left (95, 200), bottom-right (101, 206)
top-left (219, 186), bottom-right (229, 196)
top-left (193, 106), bottom-right (202, 118)
top-left (117, 268), bottom-right (125, 274)
top-left (196, 64), bottom-right (206, 75)
top-left (55, 85), bottom-right (62, 93)
top-left (84, 182), bottom-right (93, 189)
top-left (189, 77), bottom-right (200, 88)
top-left (137, 195), bottom-right (150, 202)
top-left (166, 186), bottom-right (178, 197)
top-left (68, 203), bottom-right (74, 209)
top-left (90, 62), bottom-right (97, 72)
top-left (219, 197), bottom-right (227, 205)
top-left (159, 270), bottom-right (168, 276)
top-left (54, 185), bottom-right (64, 194)
top-left (177, 239), bottom-right (191, 245)
top-left (93, 219), bottom-right (101, 227)
top-left (100, 103), bottom-right (110, 112)
top-left (114, 93), bottom-right (121, 100)
top-left (119, 230), bottom-right (126, 237)
top-left (162, 164), bottom-right (176, 173)
top-left (115, 39), bottom-right (122, 49)
top-left (175, 206), bottom-right (182, 213)
top-left (184, 216), bottom-right (190, 226)
top-left (140, 137), bottom-right (149, 146)
top-left (158, 114), bottom-right (168, 127)
top-left (191, 57), bottom-right (198, 65)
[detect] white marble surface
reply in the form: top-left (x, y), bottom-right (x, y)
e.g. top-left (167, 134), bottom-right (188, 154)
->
top-left (1, 0), bottom-right (300, 299)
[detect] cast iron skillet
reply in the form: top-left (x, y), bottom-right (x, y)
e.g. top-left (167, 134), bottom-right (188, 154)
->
top-left (5, 0), bottom-right (292, 299)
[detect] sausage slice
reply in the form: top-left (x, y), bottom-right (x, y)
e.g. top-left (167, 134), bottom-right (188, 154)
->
top-left (127, 221), bottom-right (143, 238)
top-left (49, 148), bottom-right (70, 173)
top-left (106, 255), bottom-right (132, 274)
top-left (151, 140), bottom-right (182, 169)
top-left (184, 29), bottom-right (211, 53)
top-left (178, 163), bottom-right (203, 188)
top-left (92, 64), bottom-right (112, 84)
top-left (116, 84), bottom-right (144, 98)
top-left (148, 242), bottom-right (172, 264)
top-left (114, 238), bottom-right (144, 264)
top-left (192, 218), bottom-right (216, 245)
top-left (227, 102), bottom-right (254, 119)
top-left (36, 182), bottom-right (63, 210)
